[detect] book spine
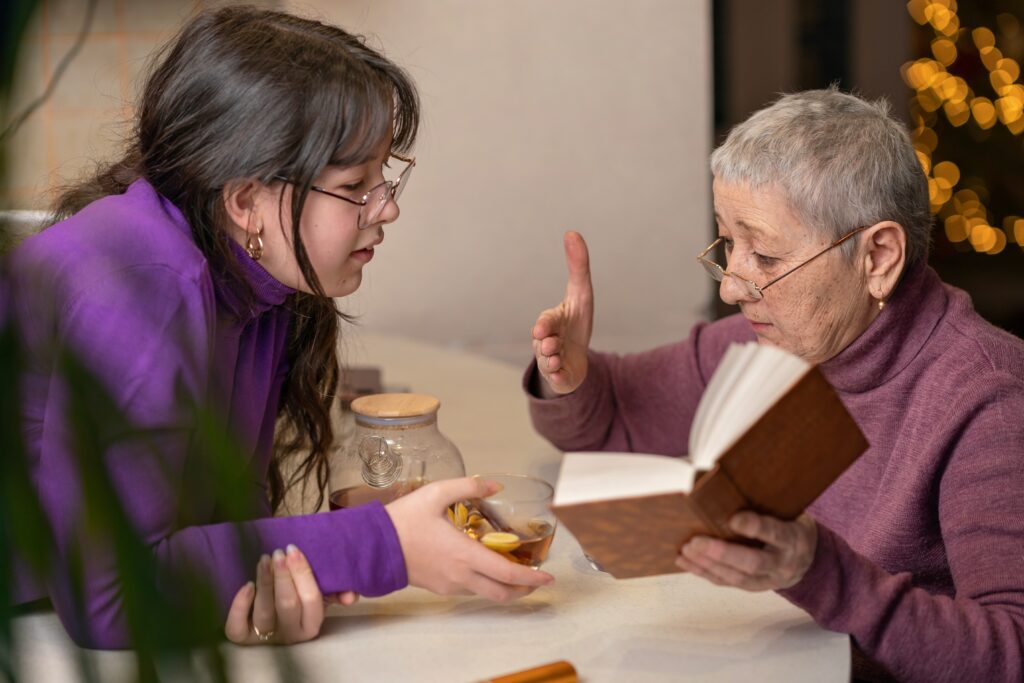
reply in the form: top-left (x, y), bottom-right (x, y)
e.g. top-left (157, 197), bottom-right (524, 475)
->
top-left (690, 466), bottom-right (751, 541)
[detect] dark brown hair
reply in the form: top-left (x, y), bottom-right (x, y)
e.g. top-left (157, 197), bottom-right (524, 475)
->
top-left (52, 6), bottom-right (419, 511)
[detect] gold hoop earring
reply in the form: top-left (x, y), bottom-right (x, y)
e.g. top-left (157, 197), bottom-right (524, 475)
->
top-left (245, 214), bottom-right (264, 261)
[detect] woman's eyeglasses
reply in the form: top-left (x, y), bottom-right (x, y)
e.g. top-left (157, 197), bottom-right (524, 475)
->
top-left (696, 225), bottom-right (868, 300)
top-left (275, 153), bottom-right (416, 229)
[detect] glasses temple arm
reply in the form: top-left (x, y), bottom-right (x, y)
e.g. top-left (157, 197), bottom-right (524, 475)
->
top-left (760, 227), bottom-right (866, 292)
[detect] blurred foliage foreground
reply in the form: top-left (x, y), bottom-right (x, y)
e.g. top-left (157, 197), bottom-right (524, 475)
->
top-left (0, 286), bottom-right (301, 679)
top-left (0, 2), bottom-right (297, 681)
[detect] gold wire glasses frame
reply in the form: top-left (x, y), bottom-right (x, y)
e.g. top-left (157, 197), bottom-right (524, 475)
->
top-left (696, 225), bottom-right (869, 300)
top-left (274, 153), bottom-right (416, 230)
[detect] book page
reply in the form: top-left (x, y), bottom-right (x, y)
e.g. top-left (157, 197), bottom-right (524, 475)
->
top-left (552, 452), bottom-right (697, 506)
top-left (689, 343), bottom-right (758, 460)
top-left (689, 343), bottom-right (809, 471)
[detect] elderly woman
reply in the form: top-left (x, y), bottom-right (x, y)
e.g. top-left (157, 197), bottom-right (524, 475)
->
top-left (526, 89), bottom-right (1024, 682)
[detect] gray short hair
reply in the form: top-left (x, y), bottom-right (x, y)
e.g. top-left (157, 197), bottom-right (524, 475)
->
top-left (710, 88), bottom-right (931, 267)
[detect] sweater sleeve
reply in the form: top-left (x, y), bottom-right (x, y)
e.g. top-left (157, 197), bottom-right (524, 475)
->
top-left (524, 319), bottom-right (745, 456)
top-left (779, 382), bottom-right (1024, 682)
top-left (36, 264), bottom-right (406, 649)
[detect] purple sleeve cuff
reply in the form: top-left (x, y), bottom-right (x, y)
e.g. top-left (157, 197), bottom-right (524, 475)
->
top-left (252, 501), bottom-right (408, 598)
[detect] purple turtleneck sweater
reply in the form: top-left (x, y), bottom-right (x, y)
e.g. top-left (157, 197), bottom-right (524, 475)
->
top-left (526, 262), bottom-right (1024, 682)
top-left (6, 180), bottom-right (407, 648)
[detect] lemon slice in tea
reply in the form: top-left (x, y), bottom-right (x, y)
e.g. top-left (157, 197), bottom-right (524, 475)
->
top-left (480, 532), bottom-right (521, 552)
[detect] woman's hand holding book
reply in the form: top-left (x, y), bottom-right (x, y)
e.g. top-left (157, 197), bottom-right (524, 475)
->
top-left (676, 512), bottom-right (818, 591)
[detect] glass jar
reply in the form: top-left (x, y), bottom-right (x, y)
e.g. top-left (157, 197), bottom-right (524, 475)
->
top-left (329, 393), bottom-right (465, 510)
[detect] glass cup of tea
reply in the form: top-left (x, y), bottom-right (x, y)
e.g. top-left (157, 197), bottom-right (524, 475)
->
top-left (448, 474), bottom-right (556, 569)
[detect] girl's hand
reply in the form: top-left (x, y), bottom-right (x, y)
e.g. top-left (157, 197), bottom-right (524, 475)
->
top-left (386, 477), bottom-right (555, 601)
top-left (225, 544), bottom-right (357, 645)
top-left (675, 512), bottom-right (818, 591)
top-left (531, 231), bottom-right (594, 396)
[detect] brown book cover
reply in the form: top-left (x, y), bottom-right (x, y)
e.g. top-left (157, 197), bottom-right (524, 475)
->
top-left (551, 366), bottom-right (867, 579)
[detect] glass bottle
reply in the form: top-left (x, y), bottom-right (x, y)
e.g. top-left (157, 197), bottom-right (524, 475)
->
top-left (329, 393), bottom-right (465, 510)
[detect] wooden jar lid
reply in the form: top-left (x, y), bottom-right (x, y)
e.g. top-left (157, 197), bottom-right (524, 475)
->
top-left (350, 393), bottom-right (440, 418)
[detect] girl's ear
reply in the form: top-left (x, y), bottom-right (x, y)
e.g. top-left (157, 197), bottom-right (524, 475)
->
top-left (862, 221), bottom-right (907, 302)
top-left (222, 178), bottom-right (261, 232)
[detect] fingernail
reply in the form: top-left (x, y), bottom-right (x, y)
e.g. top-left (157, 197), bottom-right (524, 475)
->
top-left (688, 538), bottom-right (707, 552)
top-left (273, 548), bottom-right (286, 568)
top-left (286, 543), bottom-right (299, 556)
top-left (259, 553), bottom-right (270, 569)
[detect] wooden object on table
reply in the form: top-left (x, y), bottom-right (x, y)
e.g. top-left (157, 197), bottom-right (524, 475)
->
top-left (482, 660), bottom-right (577, 683)
top-left (350, 392), bottom-right (440, 418)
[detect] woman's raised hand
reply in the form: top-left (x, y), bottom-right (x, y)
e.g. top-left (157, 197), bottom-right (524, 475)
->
top-left (386, 477), bottom-right (555, 602)
top-left (225, 545), bottom-right (358, 645)
top-left (532, 231), bottom-right (594, 396)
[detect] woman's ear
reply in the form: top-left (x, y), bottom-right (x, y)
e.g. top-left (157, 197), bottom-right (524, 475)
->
top-left (862, 221), bottom-right (907, 302)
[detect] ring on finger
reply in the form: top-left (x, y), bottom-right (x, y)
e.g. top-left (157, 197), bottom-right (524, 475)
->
top-left (253, 623), bottom-right (275, 642)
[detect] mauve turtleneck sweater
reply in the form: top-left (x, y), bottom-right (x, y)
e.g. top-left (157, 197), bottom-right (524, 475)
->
top-left (526, 261), bottom-right (1024, 682)
top-left (6, 180), bottom-right (407, 649)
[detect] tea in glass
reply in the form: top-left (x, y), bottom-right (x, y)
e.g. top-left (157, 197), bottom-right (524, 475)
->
top-left (448, 474), bottom-right (556, 568)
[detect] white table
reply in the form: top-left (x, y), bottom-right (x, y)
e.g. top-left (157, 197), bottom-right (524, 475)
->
top-left (12, 333), bottom-right (850, 682)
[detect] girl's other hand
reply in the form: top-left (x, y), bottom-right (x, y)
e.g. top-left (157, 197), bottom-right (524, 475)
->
top-left (225, 544), bottom-right (354, 645)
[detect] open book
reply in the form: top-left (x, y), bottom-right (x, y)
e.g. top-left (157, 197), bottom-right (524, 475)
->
top-left (551, 342), bottom-right (867, 579)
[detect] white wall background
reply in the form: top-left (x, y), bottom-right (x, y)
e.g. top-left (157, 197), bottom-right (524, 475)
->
top-left (293, 0), bottom-right (714, 365)
top-left (6, 0), bottom-right (714, 367)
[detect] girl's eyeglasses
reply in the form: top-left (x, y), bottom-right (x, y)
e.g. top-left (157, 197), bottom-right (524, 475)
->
top-left (275, 153), bottom-right (415, 229)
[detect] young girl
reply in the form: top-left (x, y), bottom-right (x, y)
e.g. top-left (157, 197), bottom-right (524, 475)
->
top-left (7, 6), bottom-right (552, 649)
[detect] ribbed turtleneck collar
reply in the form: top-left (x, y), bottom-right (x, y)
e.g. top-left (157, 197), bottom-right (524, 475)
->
top-left (819, 260), bottom-right (948, 394)
top-left (222, 238), bottom-right (295, 318)
top-left (142, 178), bottom-right (295, 320)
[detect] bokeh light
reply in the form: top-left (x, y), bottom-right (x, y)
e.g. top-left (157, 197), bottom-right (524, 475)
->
top-left (973, 27), bottom-right (996, 49)
top-left (933, 160), bottom-right (960, 185)
top-left (970, 97), bottom-right (997, 128)
top-left (904, 2), bottom-right (1021, 254)
top-left (931, 38), bottom-right (957, 65)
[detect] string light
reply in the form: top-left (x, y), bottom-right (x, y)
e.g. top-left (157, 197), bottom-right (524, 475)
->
top-left (902, 1), bottom-right (1023, 254)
